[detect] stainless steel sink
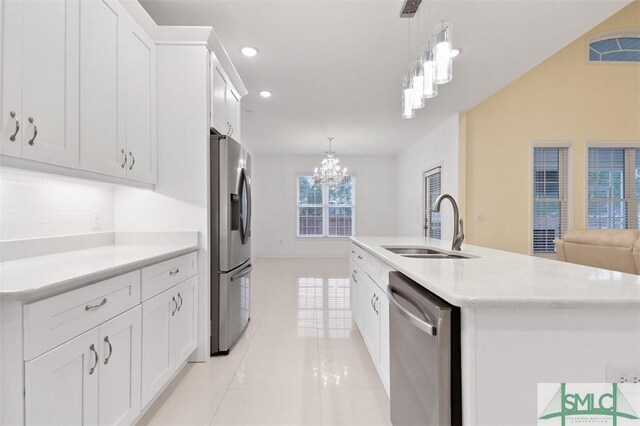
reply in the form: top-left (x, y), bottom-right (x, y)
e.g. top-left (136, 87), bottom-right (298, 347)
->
top-left (382, 246), bottom-right (477, 259)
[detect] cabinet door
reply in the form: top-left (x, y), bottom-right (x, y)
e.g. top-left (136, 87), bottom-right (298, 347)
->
top-left (99, 306), bottom-right (142, 426)
top-left (141, 288), bottom-right (175, 408)
top-left (364, 277), bottom-right (381, 366)
top-left (121, 18), bottom-right (157, 183)
top-left (226, 87), bottom-right (240, 140)
top-left (378, 291), bottom-right (390, 396)
top-left (211, 65), bottom-right (227, 134)
top-left (0, 0), bottom-right (23, 157)
top-left (80, 0), bottom-right (126, 177)
top-left (350, 261), bottom-right (361, 330)
top-left (172, 276), bottom-right (199, 367)
top-left (25, 328), bottom-right (100, 425)
top-left (20, 0), bottom-right (79, 167)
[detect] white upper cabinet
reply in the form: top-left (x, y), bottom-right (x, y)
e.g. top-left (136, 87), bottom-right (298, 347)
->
top-left (121, 17), bottom-right (157, 184)
top-left (1, 0), bottom-right (80, 167)
top-left (80, 0), bottom-right (157, 183)
top-left (211, 56), bottom-right (241, 140)
top-left (211, 66), bottom-right (228, 135)
top-left (79, 0), bottom-right (125, 177)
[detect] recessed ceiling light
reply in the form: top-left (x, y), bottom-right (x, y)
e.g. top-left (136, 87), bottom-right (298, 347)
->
top-left (451, 48), bottom-right (461, 58)
top-left (241, 46), bottom-right (258, 57)
top-left (259, 90), bottom-right (272, 98)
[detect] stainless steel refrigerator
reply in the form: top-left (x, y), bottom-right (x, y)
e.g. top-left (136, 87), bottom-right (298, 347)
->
top-left (210, 130), bottom-right (252, 355)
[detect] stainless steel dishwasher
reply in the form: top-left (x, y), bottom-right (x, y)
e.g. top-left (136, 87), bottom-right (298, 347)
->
top-left (388, 272), bottom-right (461, 426)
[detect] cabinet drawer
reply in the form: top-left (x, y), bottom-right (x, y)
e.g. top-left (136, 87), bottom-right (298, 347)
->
top-left (351, 244), bottom-right (379, 283)
top-left (141, 252), bottom-right (197, 301)
top-left (23, 271), bottom-right (141, 360)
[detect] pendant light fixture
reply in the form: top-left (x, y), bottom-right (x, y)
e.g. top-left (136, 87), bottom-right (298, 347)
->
top-left (433, 22), bottom-right (453, 84)
top-left (313, 137), bottom-right (348, 187)
top-left (402, 74), bottom-right (415, 119)
top-left (420, 43), bottom-right (437, 98)
top-left (410, 60), bottom-right (425, 109)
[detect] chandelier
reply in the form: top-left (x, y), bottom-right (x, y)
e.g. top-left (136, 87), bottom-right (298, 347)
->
top-left (313, 137), bottom-right (348, 187)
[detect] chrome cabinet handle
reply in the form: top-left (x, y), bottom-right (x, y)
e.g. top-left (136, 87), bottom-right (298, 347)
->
top-left (128, 151), bottom-right (135, 170)
top-left (171, 297), bottom-right (177, 316)
top-left (9, 111), bottom-right (19, 141)
top-left (103, 336), bottom-right (113, 364)
top-left (351, 250), bottom-right (355, 254)
top-left (85, 298), bottom-right (107, 311)
top-left (169, 268), bottom-right (180, 276)
top-left (177, 293), bottom-right (183, 311)
top-left (89, 344), bottom-right (99, 375)
top-left (357, 255), bottom-right (363, 260)
top-left (120, 149), bottom-right (127, 168)
top-left (387, 285), bottom-right (437, 336)
top-left (27, 117), bottom-right (37, 145)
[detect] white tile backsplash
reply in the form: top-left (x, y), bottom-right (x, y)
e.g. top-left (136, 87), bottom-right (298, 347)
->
top-left (0, 168), bottom-right (115, 241)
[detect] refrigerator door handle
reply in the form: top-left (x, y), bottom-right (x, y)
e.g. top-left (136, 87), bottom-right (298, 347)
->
top-left (230, 264), bottom-right (253, 281)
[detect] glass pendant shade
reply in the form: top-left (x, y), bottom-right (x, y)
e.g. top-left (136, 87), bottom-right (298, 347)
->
top-left (410, 61), bottom-right (425, 109)
top-left (433, 23), bottom-right (453, 84)
top-left (402, 75), bottom-right (415, 119)
top-left (420, 47), bottom-right (437, 98)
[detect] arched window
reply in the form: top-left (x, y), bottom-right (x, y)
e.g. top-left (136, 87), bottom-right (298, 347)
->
top-left (589, 34), bottom-right (640, 62)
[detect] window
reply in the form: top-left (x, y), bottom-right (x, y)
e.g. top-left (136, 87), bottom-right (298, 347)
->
top-left (297, 176), bottom-right (355, 237)
top-left (532, 147), bottom-right (569, 253)
top-left (589, 35), bottom-right (640, 62)
top-left (424, 167), bottom-right (442, 239)
top-left (587, 147), bottom-right (639, 229)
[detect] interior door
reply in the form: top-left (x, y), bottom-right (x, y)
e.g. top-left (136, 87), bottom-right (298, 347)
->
top-left (21, 0), bottom-right (79, 167)
top-left (172, 276), bottom-right (199, 366)
top-left (80, 0), bottom-right (126, 177)
top-left (99, 306), bottom-right (141, 426)
top-left (141, 288), bottom-right (175, 408)
top-left (25, 328), bottom-right (100, 425)
top-left (121, 18), bottom-right (156, 183)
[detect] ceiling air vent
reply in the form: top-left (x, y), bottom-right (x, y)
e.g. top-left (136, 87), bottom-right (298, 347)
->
top-left (399, 0), bottom-right (422, 18)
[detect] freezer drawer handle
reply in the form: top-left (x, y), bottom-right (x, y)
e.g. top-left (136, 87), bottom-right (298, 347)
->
top-left (387, 286), bottom-right (437, 336)
top-left (230, 265), bottom-right (253, 281)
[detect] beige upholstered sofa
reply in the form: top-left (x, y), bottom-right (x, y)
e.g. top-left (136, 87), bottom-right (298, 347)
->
top-left (554, 229), bottom-right (640, 275)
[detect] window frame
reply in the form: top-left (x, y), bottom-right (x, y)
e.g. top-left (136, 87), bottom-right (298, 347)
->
top-left (423, 166), bottom-right (443, 239)
top-left (295, 174), bottom-right (356, 238)
top-left (529, 141), bottom-right (573, 256)
top-left (586, 31), bottom-right (640, 64)
top-left (585, 141), bottom-right (640, 230)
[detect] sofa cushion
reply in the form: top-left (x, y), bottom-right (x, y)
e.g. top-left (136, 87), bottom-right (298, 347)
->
top-left (563, 229), bottom-right (640, 248)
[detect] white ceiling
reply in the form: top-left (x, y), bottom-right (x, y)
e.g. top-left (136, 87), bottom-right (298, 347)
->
top-left (140, 0), bottom-right (630, 156)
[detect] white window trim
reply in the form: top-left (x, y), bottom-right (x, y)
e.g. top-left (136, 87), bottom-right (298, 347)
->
top-left (295, 173), bottom-right (356, 238)
top-left (529, 141), bottom-right (574, 256)
top-left (586, 30), bottom-right (640, 64)
top-left (584, 141), bottom-right (640, 230)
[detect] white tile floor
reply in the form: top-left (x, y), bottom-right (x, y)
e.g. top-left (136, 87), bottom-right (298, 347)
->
top-left (140, 257), bottom-right (391, 426)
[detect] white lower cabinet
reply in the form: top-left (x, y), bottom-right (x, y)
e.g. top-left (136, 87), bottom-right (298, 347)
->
top-left (141, 275), bottom-right (198, 408)
top-left (25, 306), bottom-right (141, 426)
top-left (351, 243), bottom-right (391, 396)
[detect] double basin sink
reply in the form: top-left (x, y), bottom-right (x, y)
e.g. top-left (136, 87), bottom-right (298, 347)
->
top-left (382, 246), bottom-right (478, 259)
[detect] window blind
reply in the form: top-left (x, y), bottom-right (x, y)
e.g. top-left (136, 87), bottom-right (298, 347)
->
top-left (587, 147), bottom-right (639, 229)
top-left (532, 147), bottom-right (569, 253)
top-left (424, 167), bottom-right (442, 239)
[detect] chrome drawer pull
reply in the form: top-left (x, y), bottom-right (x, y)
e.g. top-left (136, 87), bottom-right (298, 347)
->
top-left (357, 255), bottom-right (363, 260)
top-left (27, 117), bottom-right (37, 145)
top-left (9, 111), bottom-right (19, 141)
top-left (89, 344), bottom-right (98, 375)
top-left (169, 268), bottom-right (180, 276)
top-left (85, 298), bottom-right (107, 311)
top-left (103, 336), bottom-right (113, 364)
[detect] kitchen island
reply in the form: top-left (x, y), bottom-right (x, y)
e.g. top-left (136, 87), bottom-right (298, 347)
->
top-left (350, 236), bottom-right (640, 425)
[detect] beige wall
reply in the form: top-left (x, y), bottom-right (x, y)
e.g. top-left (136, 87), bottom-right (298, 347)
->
top-left (463, 1), bottom-right (640, 254)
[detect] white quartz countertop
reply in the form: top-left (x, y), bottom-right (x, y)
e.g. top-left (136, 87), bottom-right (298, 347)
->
top-left (352, 237), bottom-right (640, 308)
top-left (0, 244), bottom-right (199, 300)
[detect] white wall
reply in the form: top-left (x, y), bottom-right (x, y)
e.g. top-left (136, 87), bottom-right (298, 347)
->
top-left (395, 114), bottom-right (460, 240)
top-left (0, 167), bottom-right (114, 241)
top-left (253, 155), bottom-right (396, 257)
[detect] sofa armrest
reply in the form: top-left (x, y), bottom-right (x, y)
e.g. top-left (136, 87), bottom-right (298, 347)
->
top-left (554, 239), bottom-right (567, 261)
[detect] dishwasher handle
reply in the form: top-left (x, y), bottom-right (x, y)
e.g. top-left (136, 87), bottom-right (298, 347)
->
top-left (387, 285), bottom-right (437, 336)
